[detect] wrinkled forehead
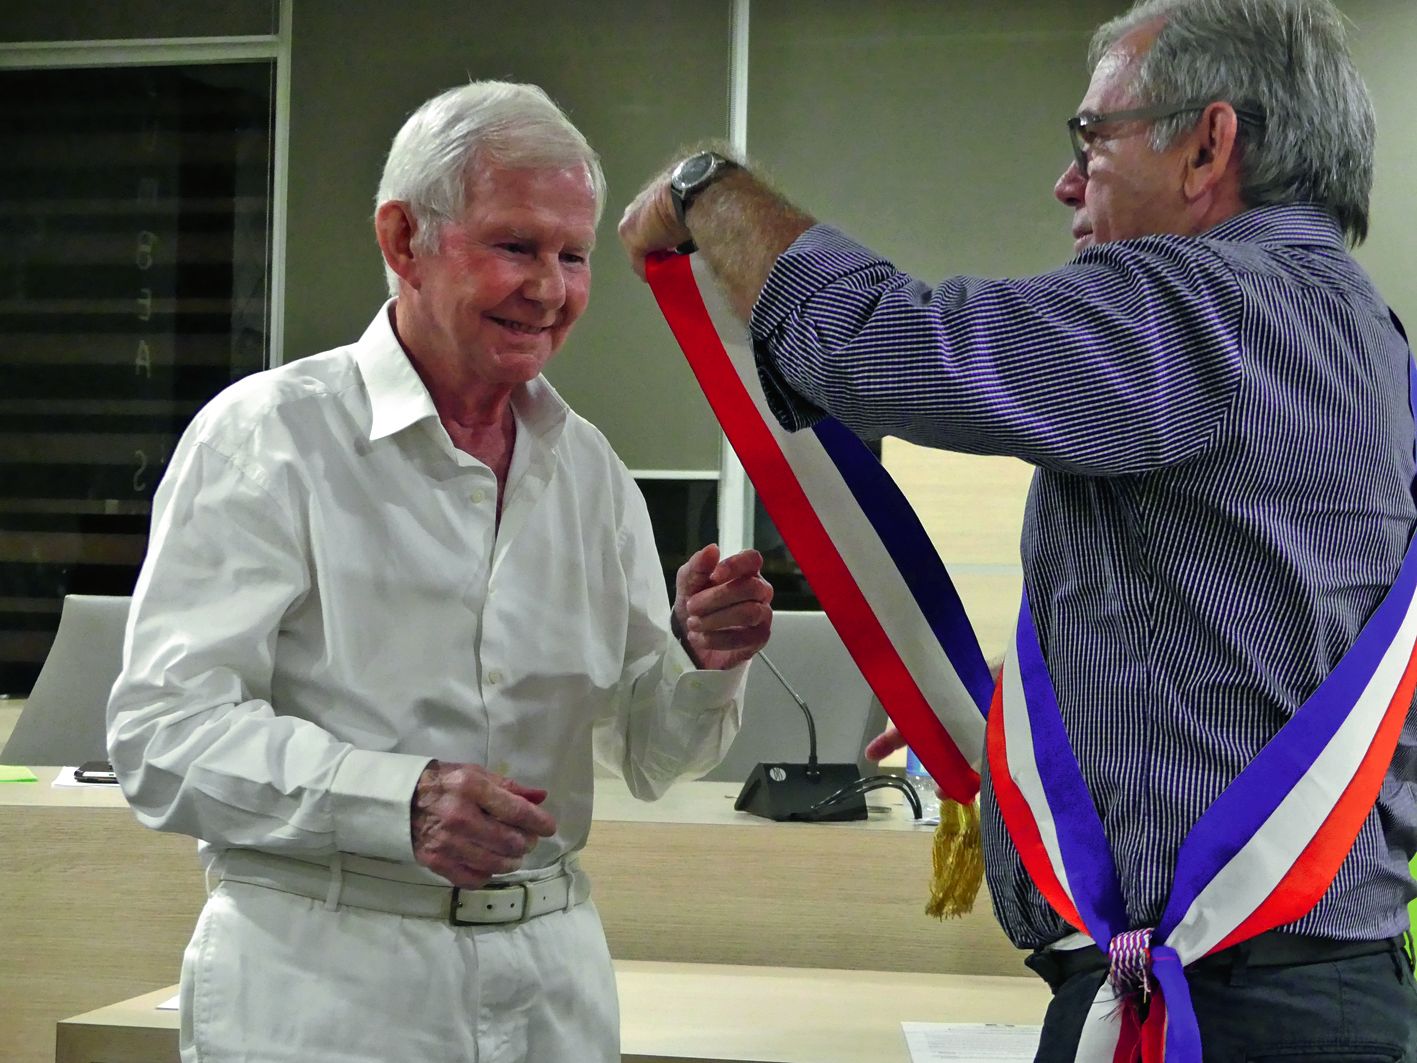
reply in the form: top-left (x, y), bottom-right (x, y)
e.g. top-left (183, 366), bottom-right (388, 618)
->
top-left (464, 163), bottom-right (597, 227)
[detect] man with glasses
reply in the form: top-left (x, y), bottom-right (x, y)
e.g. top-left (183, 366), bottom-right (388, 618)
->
top-left (621, 0), bottom-right (1416, 1056)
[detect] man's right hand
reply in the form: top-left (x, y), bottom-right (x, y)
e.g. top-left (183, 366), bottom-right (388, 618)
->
top-left (410, 760), bottom-right (557, 888)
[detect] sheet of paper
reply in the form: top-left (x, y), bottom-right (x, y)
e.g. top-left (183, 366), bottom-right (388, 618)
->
top-left (51, 766), bottom-right (87, 788)
top-left (0, 765), bottom-right (37, 783)
top-left (901, 1022), bottom-right (1042, 1062)
top-left (157, 994), bottom-right (180, 1011)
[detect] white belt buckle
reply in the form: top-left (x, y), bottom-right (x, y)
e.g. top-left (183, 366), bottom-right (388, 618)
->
top-left (449, 882), bottom-right (529, 926)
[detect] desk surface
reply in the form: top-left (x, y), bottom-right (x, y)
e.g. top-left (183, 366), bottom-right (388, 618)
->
top-left (3, 764), bottom-right (929, 826)
top-left (6, 765), bottom-right (1029, 1063)
top-left (57, 960), bottom-right (1051, 1063)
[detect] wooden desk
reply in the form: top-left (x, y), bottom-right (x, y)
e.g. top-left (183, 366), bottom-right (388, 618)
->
top-left (56, 961), bottom-right (1050, 1063)
top-left (2, 767), bottom-right (205, 1063)
top-left (5, 769), bottom-right (1025, 1063)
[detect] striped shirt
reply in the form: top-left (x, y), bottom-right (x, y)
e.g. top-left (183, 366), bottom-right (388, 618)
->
top-left (749, 204), bottom-right (1417, 947)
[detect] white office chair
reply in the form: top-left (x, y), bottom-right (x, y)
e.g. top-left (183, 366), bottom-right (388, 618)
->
top-left (0, 594), bottom-right (131, 766)
top-left (700, 610), bottom-right (887, 782)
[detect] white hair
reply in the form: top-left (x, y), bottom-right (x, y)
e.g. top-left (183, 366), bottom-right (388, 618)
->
top-left (375, 81), bottom-right (606, 296)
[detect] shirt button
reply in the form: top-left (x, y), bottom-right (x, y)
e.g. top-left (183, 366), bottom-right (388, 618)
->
top-left (487, 669), bottom-right (504, 685)
top-left (471, 488), bottom-right (489, 504)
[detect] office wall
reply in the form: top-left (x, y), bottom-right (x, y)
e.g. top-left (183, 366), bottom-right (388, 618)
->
top-left (284, 0), bottom-right (732, 471)
top-left (1, 1), bottom-right (277, 40)
top-left (1347, 0), bottom-right (1417, 317)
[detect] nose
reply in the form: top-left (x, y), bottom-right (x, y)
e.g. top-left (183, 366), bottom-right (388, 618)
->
top-left (524, 255), bottom-right (566, 309)
top-left (1054, 159), bottom-right (1085, 208)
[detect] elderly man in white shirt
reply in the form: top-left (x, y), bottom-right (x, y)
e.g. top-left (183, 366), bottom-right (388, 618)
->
top-left (107, 81), bottom-right (773, 1063)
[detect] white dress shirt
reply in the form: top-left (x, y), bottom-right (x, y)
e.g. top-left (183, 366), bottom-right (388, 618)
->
top-left (108, 304), bottom-right (746, 882)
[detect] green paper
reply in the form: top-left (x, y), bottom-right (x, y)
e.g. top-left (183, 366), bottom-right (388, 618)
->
top-left (0, 765), bottom-right (38, 783)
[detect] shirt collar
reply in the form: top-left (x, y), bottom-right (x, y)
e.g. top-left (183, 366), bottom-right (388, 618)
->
top-left (354, 302), bottom-right (441, 443)
top-left (1202, 202), bottom-right (1348, 251)
top-left (353, 300), bottom-right (570, 450)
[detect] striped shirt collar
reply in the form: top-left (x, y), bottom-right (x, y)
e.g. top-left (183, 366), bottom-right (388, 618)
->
top-left (1200, 202), bottom-right (1347, 250)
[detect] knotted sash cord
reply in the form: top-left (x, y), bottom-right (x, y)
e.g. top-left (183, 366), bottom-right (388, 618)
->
top-left (987, 353), bottom-right (1417, 1061)
top-left (643, 250), bottom-right (992, 804)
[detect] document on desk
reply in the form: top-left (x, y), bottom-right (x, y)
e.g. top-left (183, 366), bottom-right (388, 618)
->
top-left (901, 1022), bottom-right (1042, 1061)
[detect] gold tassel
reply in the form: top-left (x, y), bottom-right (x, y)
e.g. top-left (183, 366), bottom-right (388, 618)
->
top-left (924, 797), bottom-right (984, 919)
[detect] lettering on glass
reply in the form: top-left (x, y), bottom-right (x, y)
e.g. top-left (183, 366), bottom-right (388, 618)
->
top-left (132, 446), bottom-right (170, 495)
top-left (135, 231), bottom-right (158, 270)
top-left (133, 449), bottom-right (149, 493)
top-left (134, 339), bottom-right (152, 378)
top-left (136, 287), bottom-right (152, 322)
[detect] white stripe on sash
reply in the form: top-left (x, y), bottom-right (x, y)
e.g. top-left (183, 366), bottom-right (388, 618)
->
top-left (1002, 627), bottom-right (1080, 912)
top-left (690, 257), bottom-right (987, 760)
top-left (1166, 582), bottom-right (1417, 960)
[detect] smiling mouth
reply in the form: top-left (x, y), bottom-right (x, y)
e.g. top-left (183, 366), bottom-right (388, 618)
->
top-left (490, 316), bottom-right (550, 335)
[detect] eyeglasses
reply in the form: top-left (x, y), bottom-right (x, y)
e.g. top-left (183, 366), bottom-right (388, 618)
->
top-left (1066, 100), bottom-right (1267, 178)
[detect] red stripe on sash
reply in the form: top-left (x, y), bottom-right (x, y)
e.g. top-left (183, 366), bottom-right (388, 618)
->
top-left (1209, 642), bottom-right (1417, 954)
top-left (1141, 996), bottom-right (1167, 1062)
top-left (647, 253), bottom-right (980, 801)
top-left (985, 677), bottom-right (1088, 933)
top-left (1114, 1007), bottom-right (1144, 1063)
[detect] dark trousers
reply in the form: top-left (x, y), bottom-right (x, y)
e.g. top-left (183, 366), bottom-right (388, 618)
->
top-left (1027, 933), bottom-right (1417, 1061)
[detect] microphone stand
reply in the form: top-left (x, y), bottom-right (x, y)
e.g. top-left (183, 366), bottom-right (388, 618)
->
top-left (755, 651), bottom-right (819, 781)
top-left (732, 650), bottom-right (868, 822)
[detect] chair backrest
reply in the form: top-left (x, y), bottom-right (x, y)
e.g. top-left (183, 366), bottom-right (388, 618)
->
top-left (700, 610), bottom-right (887, 782)
top-left (0, 594), bottom-right (130, 765)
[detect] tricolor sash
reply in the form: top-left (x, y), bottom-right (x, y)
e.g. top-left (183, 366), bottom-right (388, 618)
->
top-left (645, 250), bottom-right (993, 801)
top-left (645, 251), bottom-right (1417, 1061)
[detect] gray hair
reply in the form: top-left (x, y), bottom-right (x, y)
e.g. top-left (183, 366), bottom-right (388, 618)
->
top-left (375, 81), bottom-right (607, 296)
top-left (1091, 0), bottom-right (1375, 245)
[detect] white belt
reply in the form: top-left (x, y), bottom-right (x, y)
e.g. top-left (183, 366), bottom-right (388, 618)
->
top-left (215, 849), bottom-right (589, 926)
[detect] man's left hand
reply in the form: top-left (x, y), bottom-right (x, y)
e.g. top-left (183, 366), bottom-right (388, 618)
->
top-left (673, 544), bottom-right (773, 670)
top-left (618, 169), bottom-right (688, 281)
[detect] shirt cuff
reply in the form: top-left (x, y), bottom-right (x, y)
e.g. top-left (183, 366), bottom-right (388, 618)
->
top-left (663, 634), bottom-right (749, 710)
top-left (328, 747), bottom-right (434, 862)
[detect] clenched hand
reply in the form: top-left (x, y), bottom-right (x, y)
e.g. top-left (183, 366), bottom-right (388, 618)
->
top-left (410, 760), bottom-right (557, 888)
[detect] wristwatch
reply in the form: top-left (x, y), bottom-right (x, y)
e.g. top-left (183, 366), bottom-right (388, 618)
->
top-left (669, 150), bottom-right (740, 226)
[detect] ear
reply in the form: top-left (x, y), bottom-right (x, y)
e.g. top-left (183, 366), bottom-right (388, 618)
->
top-left (1182, 102), bottom-right (1241, 203)
top-left (375, 201), bottom-right (423, 292)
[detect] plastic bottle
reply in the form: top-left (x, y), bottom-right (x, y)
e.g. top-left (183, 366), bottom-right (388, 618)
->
top-left (904, 747), bottom-right (941, 823)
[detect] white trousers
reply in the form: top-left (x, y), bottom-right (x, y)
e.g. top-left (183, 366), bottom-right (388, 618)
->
top-left (179, 878), bottom-right (620, 1063)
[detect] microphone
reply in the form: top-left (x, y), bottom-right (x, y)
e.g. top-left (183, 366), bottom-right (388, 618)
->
top-left (733, 650), bottom-right (868, 822)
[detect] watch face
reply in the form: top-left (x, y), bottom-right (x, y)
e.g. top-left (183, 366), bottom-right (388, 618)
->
top-left (674, 152), bottom-right (716, 190)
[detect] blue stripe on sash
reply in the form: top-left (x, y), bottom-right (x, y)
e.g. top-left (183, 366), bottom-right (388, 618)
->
top-left (1151, 946), bottom-right (1201, 1057)
top-left (1017, 591), bottom-right (1129, 942)
top-left (811, 417), bottom-right (994, 713)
